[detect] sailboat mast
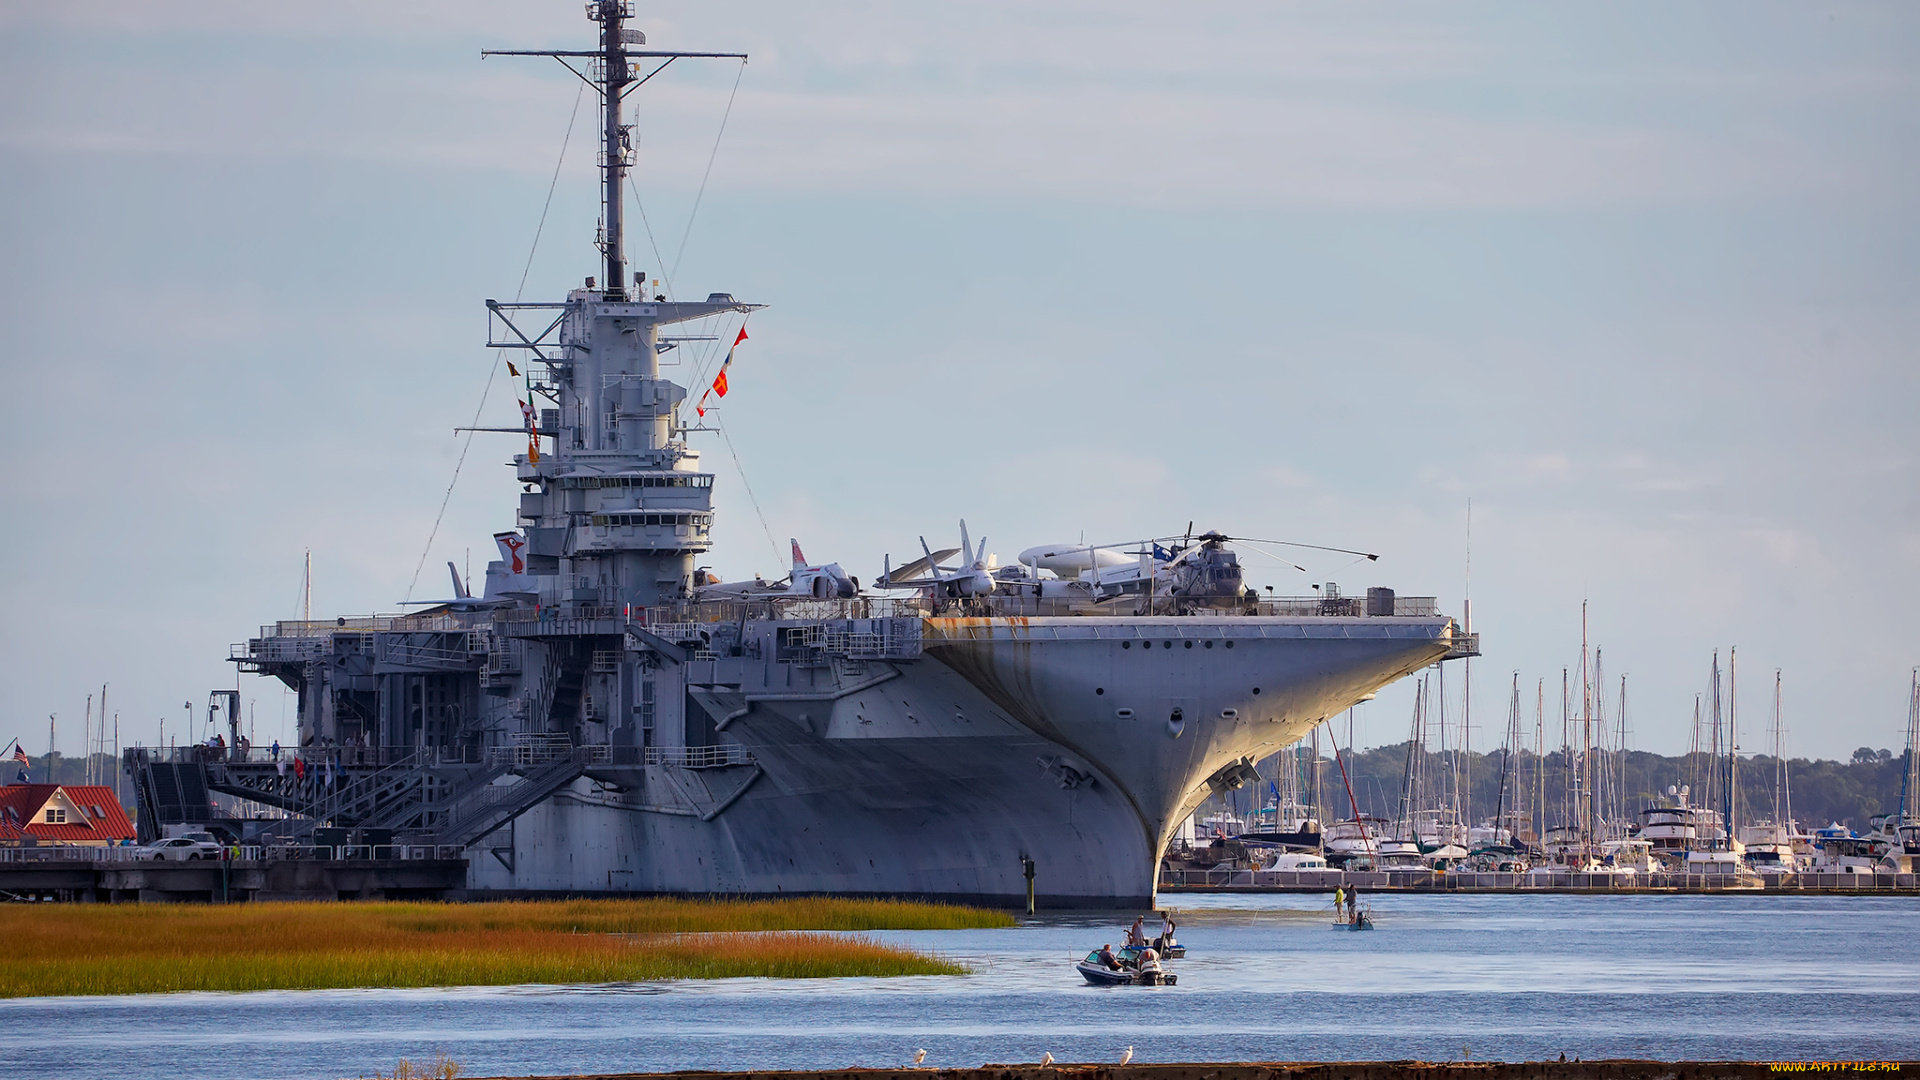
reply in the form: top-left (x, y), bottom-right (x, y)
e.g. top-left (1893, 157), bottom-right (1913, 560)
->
top-left (1712, 653), bottom-right (1728, 845)
top-left (1728, 647), bottom-right (1739, 844)
top-left (1688, 694), bottom-right (1702, 852)
top-left (1462, 498), bottom-right (1472, 845)
top-left (1495, 672), bottom-right (1520, 841)
top-left (1614, 673), bottom-right (1628, 834)
top-left (98, 684), bottom-right (108, 784)
top-left (1594, 645), bottom-right (1606, 841)
top-left (1535, 678), bottom-right (1545, 846)
top-left (1560, 668), bottom-right (1571, 841)
top-left (1580, 603), bottom-right (1594, 854)
top-left (1770, 669), bottom-right (1784, 826)
top-left (1902, 669), bottom-right (1919, 824)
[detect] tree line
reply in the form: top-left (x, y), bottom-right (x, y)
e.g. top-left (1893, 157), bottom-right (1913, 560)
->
top-left (1249, 743), bottom-right (1916, 832)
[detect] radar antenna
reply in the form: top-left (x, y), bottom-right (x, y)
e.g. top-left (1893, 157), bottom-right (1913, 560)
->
top-left (484, 3), bottom-right (747, 300)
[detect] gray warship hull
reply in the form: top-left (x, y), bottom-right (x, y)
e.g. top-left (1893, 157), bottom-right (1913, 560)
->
top-left (171, 606), bottom-right (1466, 905)
top-left (475, 614), bottom-right (1461, 904)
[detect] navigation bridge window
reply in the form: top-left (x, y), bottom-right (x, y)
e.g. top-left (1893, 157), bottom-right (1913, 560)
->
top-left (562, 475), bottom-right (713, 490)
top-left (591, 511), bottom-right (715, 528)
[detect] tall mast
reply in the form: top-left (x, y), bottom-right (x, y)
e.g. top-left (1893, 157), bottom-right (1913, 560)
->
top-left (1461, 499), bottom-right (1471, 845)
top-left (1495, 672), bottom-right (1520, 842)
top-left (1728, 647), bottom-right (1739, 842)
top-left (1903, 669), bottom-right (1920, 824)
top-left (1560, 667), bottom-right (1570, 840)
top-left (1770, 669), bottom-right (1784, 826)
top-left (1708, 651), bottom-right (1722, 848)
top-left (1580, 603), bottom-right (1593, 854)
top-left (487, 4), bottom-right (745, 302)
top-left (482, 12), bottom-right (756, 615)
top-left (597, 2), bottom-right (632, 298)
top-left (1617, 673), bottom-right (1629, 828)
top-left (1535, 678), bottom-right (1545, 846)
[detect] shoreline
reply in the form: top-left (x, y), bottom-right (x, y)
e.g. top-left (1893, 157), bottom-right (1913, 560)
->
top-left (460, 1062), bottom-right (1920, 1080)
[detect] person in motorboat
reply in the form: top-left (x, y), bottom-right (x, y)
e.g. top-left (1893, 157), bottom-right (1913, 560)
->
top-left (1125, 945), bottom-right (1174, 985)
top-left (1096, 943), bottom-right (1122, 971)
top-left (1126, 916), bottom-right (1147, 948)
top-left (1346, 894), bottom-right (1374, 930)
top-left (1151, 912), bottom-right (1180, 954)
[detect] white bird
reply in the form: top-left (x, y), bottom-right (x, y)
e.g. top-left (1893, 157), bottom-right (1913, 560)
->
top-left (1120, 1046), bottom-right (1134, 1066)
top-left (913, 1049), bottom-right (927, 1066)
top-left (1041, 1053), bottom-right (1054, 1067)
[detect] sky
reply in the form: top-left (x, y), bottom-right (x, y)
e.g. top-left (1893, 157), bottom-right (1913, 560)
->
top-left (2, 1), bottom-right (1916, 762)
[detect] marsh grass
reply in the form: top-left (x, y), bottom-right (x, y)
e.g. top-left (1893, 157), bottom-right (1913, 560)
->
top-left (1, 897), bottom-right (1006, 997)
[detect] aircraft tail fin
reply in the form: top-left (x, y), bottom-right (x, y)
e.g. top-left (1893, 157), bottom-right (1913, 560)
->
top-left (791, 538), bottom-right (808, 572)
top-left (494, 531), bottom-right (528, 575)
top-left (448, 561), bottom-right (470, 599)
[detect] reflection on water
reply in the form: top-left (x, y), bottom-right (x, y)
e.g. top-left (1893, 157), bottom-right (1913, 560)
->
top-left (2, 895), bottom-right (1915, 1080)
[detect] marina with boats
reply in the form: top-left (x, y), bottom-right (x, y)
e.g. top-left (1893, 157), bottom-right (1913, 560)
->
top-left (1161, 646), bottom-right (1920, 895)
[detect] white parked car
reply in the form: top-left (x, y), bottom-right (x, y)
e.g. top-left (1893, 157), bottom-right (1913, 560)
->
top-left (136, 836), bottom-right (223, 862)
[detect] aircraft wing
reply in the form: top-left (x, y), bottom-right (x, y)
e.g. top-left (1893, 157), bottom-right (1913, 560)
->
top-left (882, 548), bottom-right (959, 584)
top-left (397, 597), bottom-right (515, 611)
top-left (695, 578), bottom-right (792, 598)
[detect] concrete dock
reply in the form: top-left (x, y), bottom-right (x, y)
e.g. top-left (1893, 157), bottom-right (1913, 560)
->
top-left (0, 853), bottom-right (467, 903)
top-left (468, 1061), bottom-right (1919, 1080)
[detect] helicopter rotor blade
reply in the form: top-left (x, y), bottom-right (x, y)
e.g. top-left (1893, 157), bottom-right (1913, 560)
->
top-left (1228, 536), bottom-right (1380, 562)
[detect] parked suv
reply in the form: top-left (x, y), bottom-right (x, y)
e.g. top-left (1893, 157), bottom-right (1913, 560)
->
top-left (135, 836), bottom-right (223, 861)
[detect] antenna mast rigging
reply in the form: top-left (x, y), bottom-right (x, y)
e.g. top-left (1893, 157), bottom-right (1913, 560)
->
top-left (484, 2), bottom-right (746, 301)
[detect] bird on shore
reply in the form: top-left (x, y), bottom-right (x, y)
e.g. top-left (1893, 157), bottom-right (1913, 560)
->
top-left (913, 1049), bottom-right (927, 1066)
top-left (1120, 1047), bottom-right (1134, 1066)
top-left (1041, 1053), bottom-right (1054, 1066)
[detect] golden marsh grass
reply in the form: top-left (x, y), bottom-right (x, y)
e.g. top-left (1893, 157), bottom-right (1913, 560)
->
top-left (0, 897), bottom-right (1010, 997)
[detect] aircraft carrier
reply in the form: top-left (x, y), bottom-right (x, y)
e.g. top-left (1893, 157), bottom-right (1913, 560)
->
top-left (126, 4), bottom-right (1477, 907)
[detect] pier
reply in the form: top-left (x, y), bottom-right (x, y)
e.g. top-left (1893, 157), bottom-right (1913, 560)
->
top-left (0, 846), bottom-right (466, 903)
top-left (467, 1063), bottom-right (1917, 1080)
top-left (1159, 868), bottom-right (1920, 895)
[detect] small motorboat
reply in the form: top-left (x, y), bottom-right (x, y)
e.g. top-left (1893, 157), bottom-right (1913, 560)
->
top-left (1149, 933), bottom-right (1186, 959)
top-left (1331, 899), bottom-right (1375, 931)
top-left (1075, 947), bottom-right (1177, 986)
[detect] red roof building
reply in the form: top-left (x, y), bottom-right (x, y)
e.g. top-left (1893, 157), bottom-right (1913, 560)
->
top-left (0, 785), bottom-right (136, 846)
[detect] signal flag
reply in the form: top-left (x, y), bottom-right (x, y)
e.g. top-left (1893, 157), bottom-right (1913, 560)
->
top-left (697, 326), bottom-right (748, 418)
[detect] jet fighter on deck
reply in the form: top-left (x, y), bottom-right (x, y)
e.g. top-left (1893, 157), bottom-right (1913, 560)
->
top-left (398, 562), bottom-right (518, 613)
top-left (696, 539), bottom-right (858, 599)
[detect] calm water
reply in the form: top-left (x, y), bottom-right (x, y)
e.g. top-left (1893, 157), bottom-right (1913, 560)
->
top-left (4, 894), bottom-right (1917, 1079)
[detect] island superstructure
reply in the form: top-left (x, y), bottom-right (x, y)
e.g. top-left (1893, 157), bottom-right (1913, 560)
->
top-left (126, 3), bottom-right (1478, 906)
